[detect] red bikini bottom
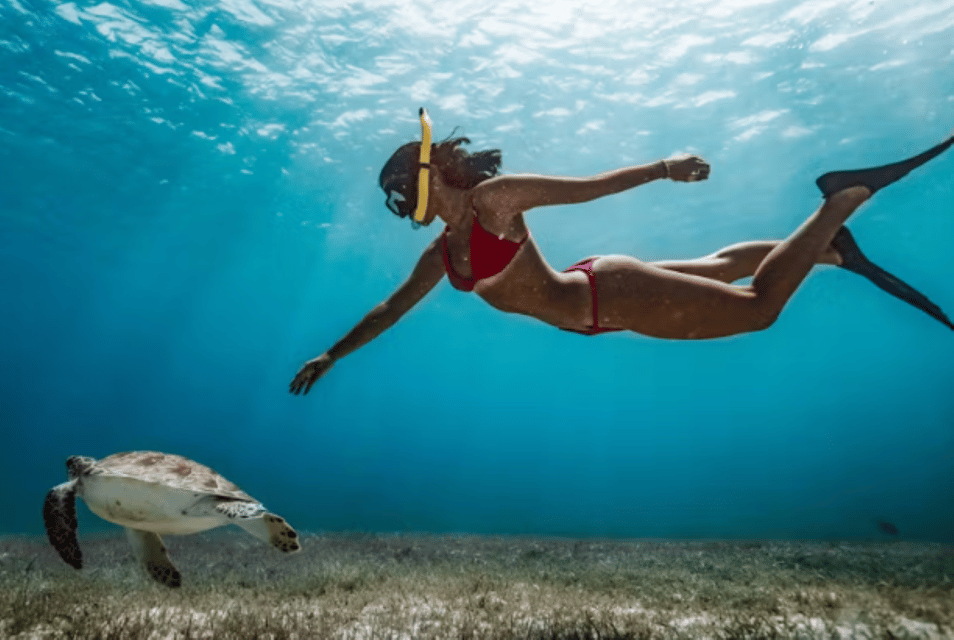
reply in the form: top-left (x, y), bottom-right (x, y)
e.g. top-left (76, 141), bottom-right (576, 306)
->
top-left (560, 258), bottom-right (624, 336)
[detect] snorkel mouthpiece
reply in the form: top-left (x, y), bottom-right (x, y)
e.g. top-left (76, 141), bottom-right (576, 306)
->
top-left (413, 107), bottom-right (432, 224)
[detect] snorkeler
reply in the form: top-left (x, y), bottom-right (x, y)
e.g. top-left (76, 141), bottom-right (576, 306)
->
top-left (290, 109), bottom-right (953, 394)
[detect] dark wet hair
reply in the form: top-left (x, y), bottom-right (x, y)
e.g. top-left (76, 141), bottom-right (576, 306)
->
top-left (378, 136), bottom-right (502, 220)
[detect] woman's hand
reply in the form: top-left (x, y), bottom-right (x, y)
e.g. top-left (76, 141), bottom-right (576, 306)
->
top-left (663, 156), bottom-right (710, 182)
top-left (289, 353), bottom-right (335, 395)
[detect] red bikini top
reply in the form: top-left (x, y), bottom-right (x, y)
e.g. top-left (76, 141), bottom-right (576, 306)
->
top-left (441, 215), bottom-right (529, 292)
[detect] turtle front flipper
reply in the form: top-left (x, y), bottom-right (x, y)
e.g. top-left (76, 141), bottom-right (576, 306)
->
top-left (124, 528), bottom-right (181, 588)
top-left (43, 481), bottom-right (82, 569)
top-left (215, 501), bottom-right (301, 553)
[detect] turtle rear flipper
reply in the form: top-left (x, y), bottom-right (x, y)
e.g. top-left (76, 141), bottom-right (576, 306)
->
top-left (215, 501), bottom-right (301, 553)
top-left (125, 528), bottom-right (181, 588)
top-left (43, 481), bottom-right (82, 569)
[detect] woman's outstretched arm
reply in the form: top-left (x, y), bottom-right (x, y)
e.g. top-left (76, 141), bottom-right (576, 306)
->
top-left (476, 155), bottom-right (710, 216)
top-left (289, 237), bottom-right (446, 395)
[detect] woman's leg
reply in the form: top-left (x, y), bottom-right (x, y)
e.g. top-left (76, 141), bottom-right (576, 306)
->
top-left (592, 187), bottom-right (871, 339)
top-left (750, 187), bottom-right (872, 312)
top-left (651, 228), bottom-right (954, 330)
top-left (589, 136), bottom-right (953, 339)
top-left (650, 241), bottom-right (841, 284)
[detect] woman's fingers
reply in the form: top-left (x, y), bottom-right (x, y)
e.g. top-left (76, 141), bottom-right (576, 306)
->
top-left (290, 356), bottom-right (333, 395)
top-left (289, 374), bottom-right (304, 394)
top-left (290, 365), bottom-right (314, 395)
top-left (673, 156), bottom-right (709, 182)
top-left (687, 162), bottom-right (710, 182)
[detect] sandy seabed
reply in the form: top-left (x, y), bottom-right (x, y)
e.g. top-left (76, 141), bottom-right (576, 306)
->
top-left (0, 531), bottom-right (951, 639)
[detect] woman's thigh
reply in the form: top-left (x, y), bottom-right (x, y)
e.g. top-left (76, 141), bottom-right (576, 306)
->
top-left (592, 255), bottom-right (774, 339)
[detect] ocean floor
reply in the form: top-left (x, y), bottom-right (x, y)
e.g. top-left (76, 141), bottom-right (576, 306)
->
top-left (0, 531), bottom-right (951, 639)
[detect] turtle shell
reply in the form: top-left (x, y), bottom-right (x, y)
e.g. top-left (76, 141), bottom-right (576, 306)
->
top-left (92, 451), bottom-right (254, 501)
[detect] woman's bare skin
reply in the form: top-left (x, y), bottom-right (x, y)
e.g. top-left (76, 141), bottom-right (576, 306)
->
top-left (290, 154), bottom-right (875, 394)
top-left (292, 132), bottom-right (954, 393)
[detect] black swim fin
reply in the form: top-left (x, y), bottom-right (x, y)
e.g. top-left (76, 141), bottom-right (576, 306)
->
top-left (816, 135), bottom-right (954, 198)
top-left (831, 226), bottom-right (954, 330)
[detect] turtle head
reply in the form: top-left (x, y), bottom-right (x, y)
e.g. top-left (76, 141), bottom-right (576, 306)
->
top-left (66, 456), bottom-right (95, 479)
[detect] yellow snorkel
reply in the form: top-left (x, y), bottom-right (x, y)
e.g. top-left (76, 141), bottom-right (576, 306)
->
top-left (413, 107), bottom-right (432, 224)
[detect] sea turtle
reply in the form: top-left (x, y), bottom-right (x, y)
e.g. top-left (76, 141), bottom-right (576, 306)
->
top-left (43, 451), bottom-right (301, 587)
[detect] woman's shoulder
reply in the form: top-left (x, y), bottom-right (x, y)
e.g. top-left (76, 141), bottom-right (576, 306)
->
top-left (470, 174), bottom-right (535, 217)
top-left (469, 178), bottom-right (533, 237)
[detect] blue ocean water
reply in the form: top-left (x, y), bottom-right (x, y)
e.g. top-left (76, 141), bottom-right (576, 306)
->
top-left (1, 0), bottom-right (952, 543)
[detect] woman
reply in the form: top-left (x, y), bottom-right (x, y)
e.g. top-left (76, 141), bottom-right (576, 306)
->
top-left (290, 114), bottom-right (952, 395)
